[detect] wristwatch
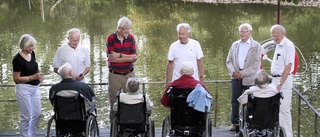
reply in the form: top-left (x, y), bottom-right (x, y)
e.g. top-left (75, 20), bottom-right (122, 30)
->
top-left (278, 83), bottom-right (283, 86)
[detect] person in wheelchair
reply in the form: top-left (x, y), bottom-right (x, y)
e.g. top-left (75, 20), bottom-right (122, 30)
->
top-left (49, 62), bottom-right (97, 136)
top-left (113, 76), bottom-right (154, 112)
top-left (237, 69), bottom-right (284, 136)
top-left (238, 69), bottom-right (278, 105)
top-left (161, 62), bottom-right (210, 107)
top-left (112, 77), bottom-right (154, 136)
top-left (160, 62), bottom-right (212, 137)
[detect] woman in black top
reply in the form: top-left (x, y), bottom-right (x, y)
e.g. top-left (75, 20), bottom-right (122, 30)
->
top-left (12, 34), bottom-right (44, 137)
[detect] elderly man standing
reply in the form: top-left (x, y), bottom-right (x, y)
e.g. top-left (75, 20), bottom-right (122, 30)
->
top-left (270, 24), bottom-right (295, 137)
top-left (106, 16), bottom-right (137, 121)
top-left (226, 23), bottom-right (261, 131)
top-left (53, 28), bottom-right (90, 83)
top-left (165, 23), bottom-right (205, 88)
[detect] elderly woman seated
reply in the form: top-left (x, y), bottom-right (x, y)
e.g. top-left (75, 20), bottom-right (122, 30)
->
top-left (113, 77), bottom-right (154, 112)
top-left (160, 62), bottom-right (210, 107)
top-left (238, 69), bottom-right (279, 104)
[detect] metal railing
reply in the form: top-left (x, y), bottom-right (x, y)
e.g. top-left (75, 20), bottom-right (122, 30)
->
top-left (0, 80), bottom-right (319, 136)
top-left (293, 87), bottom-right (320, 137)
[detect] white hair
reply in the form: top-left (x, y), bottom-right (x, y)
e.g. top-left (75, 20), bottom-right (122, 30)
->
top-left (66, 28), bottom-right (81, 38)
top-left (58, 62), bottom-right (73, 78)
top-left (117, 16), bottom-right (132, 28)
top-left (177, 23), bottom-right (191, 33)
top-left (270, 24), bottom-right (286, 34)
top-left (238, 23), bottom-right (253, 31)
top-left (180, 62), bottom-right (194, 75)
top-left (19, 34), bottom-right (37, 50)
top-left (254, 69), bottom-right (272, 89)
top-left (126, 77), bottom-right (140, 92)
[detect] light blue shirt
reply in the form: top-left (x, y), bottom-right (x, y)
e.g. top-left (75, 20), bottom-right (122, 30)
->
top-left (186, 84), bottom-right (212, 112)
top-left (238, 38), bottom-right (251, 69)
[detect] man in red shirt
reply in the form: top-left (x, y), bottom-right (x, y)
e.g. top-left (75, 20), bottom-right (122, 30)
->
top-left (106, 16), bottom-right (137, 121)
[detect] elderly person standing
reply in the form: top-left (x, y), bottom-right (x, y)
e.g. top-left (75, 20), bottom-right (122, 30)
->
top-left (161, 62), bottom-right (209, 107)
top-left (53, 28), bottom-right (91, 83)
top-left (106, 16), bottom-right (137, 121)
top-left (270, 24), bottom-right (295, 137)
top-left (113, 77), bottom-right (153, 112)
top-left (238, 69), bottom-right (278, 105)
top-left (165, 23), bottom-right (205, 89)
top-left (226, 23), bottom-right (261, 131)
top-left (12, 34), bottom-right (44, 137)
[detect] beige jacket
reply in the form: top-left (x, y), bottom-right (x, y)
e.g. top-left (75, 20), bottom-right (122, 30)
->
top-left (226, 37), bottom-right (261, 86)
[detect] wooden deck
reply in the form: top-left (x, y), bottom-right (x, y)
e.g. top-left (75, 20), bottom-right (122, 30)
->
top-left (0, 126), bottom-right (236, 137)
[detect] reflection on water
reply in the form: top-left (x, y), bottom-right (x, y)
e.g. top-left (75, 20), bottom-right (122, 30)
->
top-left (0, 0), bottom-right (320, 136)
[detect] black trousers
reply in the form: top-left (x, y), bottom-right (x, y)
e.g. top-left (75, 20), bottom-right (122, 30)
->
top-left (230, 79), bottom-right (251, 124)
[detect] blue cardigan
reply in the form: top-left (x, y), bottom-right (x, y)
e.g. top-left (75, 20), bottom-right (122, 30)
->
top-left (186, 84), bottom-right (213, 112)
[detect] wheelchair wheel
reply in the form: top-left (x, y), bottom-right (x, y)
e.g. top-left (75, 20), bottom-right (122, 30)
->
top-left (110, 119), bottom-right (118, 137)
top-left (161, 115), bottom-right (171, 137)
top-left (205, 117), bottom-right (212, 137)
top-left (237, 125), bottom-right (248, 137)
top-left (279, 126), bottom-right (286, 137)
top-left (149, 119), bottom-right (155, 137)
top-left (46, 116), bottom-right (55, 137)
top-left (85, 115), bottom-right (99, 137)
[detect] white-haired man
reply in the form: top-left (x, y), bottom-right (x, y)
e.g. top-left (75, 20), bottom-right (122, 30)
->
top-left (53, 28), bottom-right (91, 83)
top-left (106, 16), bottom-right (137, 121)
top-left (226, 23), bottom-right (261, 131)
top-left (165, 23), bottom-right (205, 89)
top-left (49, 62), bottom-right (97, 136)
top-left (270, 24), bottom-right (295, 137)
top-left (49, 62), bottom-right (97, 109)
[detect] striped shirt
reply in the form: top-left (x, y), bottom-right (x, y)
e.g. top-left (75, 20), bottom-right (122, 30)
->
top-left (106, 32), bottom-right (136, 72)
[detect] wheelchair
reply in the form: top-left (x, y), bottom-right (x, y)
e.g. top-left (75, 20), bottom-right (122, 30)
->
top-left (46, 90), bottom-right (99, 137)
top-left (110, 91), bottom-right (155, 137)
top-left (237, 92), bottom-right (286, 137)
top-left (161, 87), bottom-right (212, 137)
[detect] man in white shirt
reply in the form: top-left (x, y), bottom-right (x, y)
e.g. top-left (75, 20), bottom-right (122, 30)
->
top-left (270, 24), bottom-right (295, 137)
top-left (53, 28), bottom-right (90, 83)
top-left (165, 23), bottom-right (205, 88)
top-left (226, 23), bottom-right (261, 131)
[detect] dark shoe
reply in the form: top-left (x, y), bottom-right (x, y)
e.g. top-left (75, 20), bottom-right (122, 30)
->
top-left (229, 124), bottom-right (236, 131)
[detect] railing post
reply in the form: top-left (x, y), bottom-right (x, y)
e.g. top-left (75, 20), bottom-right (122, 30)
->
top-left (298, 96), bottom-right (301, 137)
top-left (142, 83), bottom-right (146, 92)
top-left (315, 114), bottom-right (318, 137)
top-left (214, 82), bottom-right (218, 127)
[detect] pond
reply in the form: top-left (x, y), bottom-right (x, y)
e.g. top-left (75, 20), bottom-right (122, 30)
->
top-left (0, 0), bottom-right (319, 136)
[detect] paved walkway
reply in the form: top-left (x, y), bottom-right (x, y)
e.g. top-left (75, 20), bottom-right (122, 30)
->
top-left (0, 126), bottom-right (236, 137)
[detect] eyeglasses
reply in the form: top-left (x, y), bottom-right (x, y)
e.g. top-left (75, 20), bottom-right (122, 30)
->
top-left (239, 30), bottom-right (250, 34)
top-left (121, 27), bottom-right (131, 32)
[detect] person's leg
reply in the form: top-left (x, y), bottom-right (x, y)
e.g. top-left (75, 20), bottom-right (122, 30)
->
top-left (108, 73), bottom-right (123, 122)
top-left (230, 79), bottom-right (243, 126)
top-left (279, 75), bottom-right (293, 137)
top-left (279, 91), bottom-right (292, 137)
top-left (15, 84), bottom-right (32, 137)
top-left (28, 86), bottom-right (42, 137)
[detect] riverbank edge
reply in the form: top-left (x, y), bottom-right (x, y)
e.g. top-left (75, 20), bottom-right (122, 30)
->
top-left (187, 0), bottom-right (320, 7)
